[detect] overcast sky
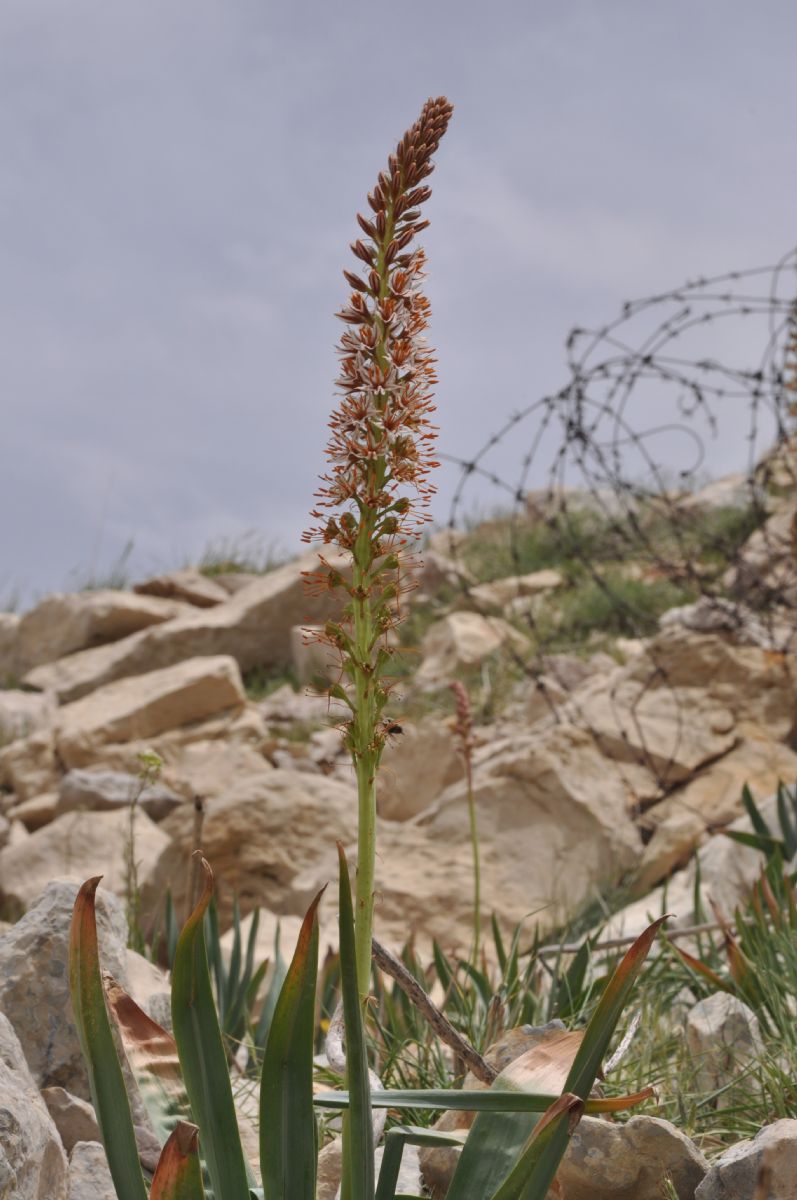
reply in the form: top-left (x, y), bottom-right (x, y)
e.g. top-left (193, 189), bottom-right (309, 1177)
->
top-left (2, 0), bottom-right (796, 606)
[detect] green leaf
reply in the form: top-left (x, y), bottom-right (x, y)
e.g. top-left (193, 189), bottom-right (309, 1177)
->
top-left (742, 783), bottom-right (773, 840)
top-left (69, 877), bottom-right (149, 1200)
top-left (260, 885), bottom-right (325, 1200)
top-left (490, 1094), bottom-right (584, 1200)
top-left (338, 843), bottom-right (374, 1200)
top-left (314, 1087), bottom-right (652, 1115)
top-left (171, 856), bottom-right (252, 1200)
top-left (150, 1121), bottom-right (206, 1200)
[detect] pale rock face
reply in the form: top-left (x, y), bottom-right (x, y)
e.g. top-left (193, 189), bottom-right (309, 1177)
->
top-left (416, 611), bottom-right (529, 687)
top-left (0, 808), bottom-right (170, 917)
top-left (632, 809), bottom-right (706, 895)
top-left (461, 569), bottom-right (563, 612)
top-left (642, 735), bottom-right (797, 838)
top-left (0, 689), bottom-right (56, 745)
top-left (55, 655), bottom-right (246, 768)
top-left (24, 549), bottom-right (350, 703)
top-left (7, 792), bottom-right (59, 832)
top-left (40, 1089), bottom-right (101, 1154)
top-left (0, 881), bottom-right (127, 1096)
top-left (133, 567), bottom-right (230, 607)
top-left (567, 676), bottom-right (737, 787)
top-left (695, 1119), bottom-right (797, 1199)
top-left (0, 1013), bottom-right (68, 1200)
top-left (15, 590), bottom-right (194, 674)
top-left (141, 768), bottom-right (359, 929)
top-left (377, 717), bottom-right (464, 821)
top-left (725, 498), bottom-right (797, 608)
top-left (556, 1115), bottom-right (708, 1200)
top-left (0, 729), bottom-right (60, 801)
top-left (685, 993), bottom-right (764, 1103)
top-left (417, 723), bottom-right (642, 938)
top-left (628, 627), bottom-right (797, 740)
top-left (604, 790), bottom-right (797, 942)
top-left (57, 768), bottom-right (182, 822)
top-left (66, 1142), bottom-right (116, 1200)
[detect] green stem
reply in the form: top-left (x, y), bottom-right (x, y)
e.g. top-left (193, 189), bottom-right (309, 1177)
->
top-left (351, 520), bottom-right (379, 1005)
top-left (465, 760), bottom-right (481, 965)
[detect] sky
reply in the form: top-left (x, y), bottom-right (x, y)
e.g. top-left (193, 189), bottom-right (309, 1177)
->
top-left (1, 0), bottom-right (796, 606)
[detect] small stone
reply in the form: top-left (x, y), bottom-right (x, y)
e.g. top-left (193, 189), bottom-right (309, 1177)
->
top-left (556, 1114), bottom-right (708, 1199)
top-left (686, 993), bottom-right (764, 1105)
top-left (41, 1089), bottom-right (100, 1154)
top-left (0, 1012), bottom-right (69, 1198)
top-left (67, 1141), bottom-right (115, 1200)
top-left (695, 1118), bottom-right (797, 1199)
top-left (57, 769), bottom-right (182, 822)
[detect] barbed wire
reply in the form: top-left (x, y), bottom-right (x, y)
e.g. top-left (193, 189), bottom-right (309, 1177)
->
top-left (437, 244), bottom-right (797, 824)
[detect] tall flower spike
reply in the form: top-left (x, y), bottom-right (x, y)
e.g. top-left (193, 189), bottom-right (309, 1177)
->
top-left (304, 97), bottom-right (453, 1001)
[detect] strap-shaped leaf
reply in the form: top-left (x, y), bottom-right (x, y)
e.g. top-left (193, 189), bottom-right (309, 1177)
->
top-left (151, 1121), bottom-right (206, 1200)
top-left (171, 856), bottom-right (251, 1200)
top-left (314, 1087), bottom-right (653, 1115)
top-left (260, 885), bottom-right (325, 1200)
top-left (69, 877), bottom-right (149, 1200)
top-left (338, 843), bottom-right (374, 1200)
top-left (490, 1094), bottom-right (584, 1200)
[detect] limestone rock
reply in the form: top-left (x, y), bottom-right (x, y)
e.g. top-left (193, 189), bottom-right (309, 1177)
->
top-left (463, 569), bottom-right (563, 612)
top-left (55, 655), bottom-right (245, 768)
top-left (556, 1114), bottom-right (708, 1200)
top-left (685, 993), bottom-right (764, 1103)
top-left (40, 1089), bottom-right (100, 1154)
top-left (7, 792), bottom-right (59, 832)
top-left (676, 473), bottom-right (751, 514)
top-left (0, 880), bottom-right (127, 1095)
top-left (570, 676), bottom-right (736, 787)
top-left (0, 1013), bottom-right (68, 1199)
top-left (67, 1141), bottom-right (115, 1200)
top-left (726, 498), bottom-right (797, 609)
top-left (25, 550), bottom-right (349, 703)
top-left (659, 597), bottom-right (772, 647)
top-left (416, 612), bottom-right (529, 687)
top-left (16, 590), bottom-right (193, 674)
top-left (695, 1119), bottom-right (797, 1199)
top-left (0, 690), bottom-right (55, 744)
top-left (633, 809), bottom-right (706, 894)
top-left (0, 808), bottom-right (170, 917)
top-left (632, 627), bottom-right (797, 740)
top-left (377, 718), bottom-right (464, 821)
top-left (133, 567), bottom-right (229, 607)
top-left (141, 768), bottom-right (358, 929)
top-left (418, 724), bottom-right (642, 938)
top-left (57, 768), bottom-right (182, 822)
top-left (124, 949), bottom-right (171, 1028)
top-left (412, 549), bottom-right (474, 598)
top-left (0, 729), bottom-right (60, 801)
top-left (642, 734), bottom-right (797, 839)
top-left (0, 611), bottom-right (19, 680)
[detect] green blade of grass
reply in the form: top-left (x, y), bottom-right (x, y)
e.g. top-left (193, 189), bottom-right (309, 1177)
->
top-left (171, 856), bottom-right (252, 1200)
top-left (338, 843), bottom-right (375, 1200)
top-left (150, 1122), bottom-right (206, 1200)
top-left (259, 885), bottom-right (325, 1200)
top-left (69, 877), bottom-right (149, 1200)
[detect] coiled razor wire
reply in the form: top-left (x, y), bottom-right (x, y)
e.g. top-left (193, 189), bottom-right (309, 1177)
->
top-left (438, 244), bottom-right (797, 821)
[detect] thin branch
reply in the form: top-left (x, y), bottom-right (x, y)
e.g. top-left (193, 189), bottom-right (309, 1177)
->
top-left (372, 937), bottom-right (497, 1085)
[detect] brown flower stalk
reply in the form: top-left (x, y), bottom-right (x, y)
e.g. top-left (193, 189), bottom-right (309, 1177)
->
top-left (304, 97), bottom-right (453, 1000)
top-left (450, 680), bottom-right (481, 962)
